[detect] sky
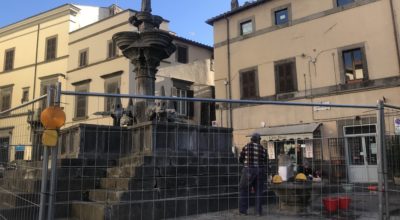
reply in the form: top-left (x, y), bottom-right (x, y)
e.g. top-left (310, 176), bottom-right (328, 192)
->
top-left (0, 0), bottom-right (249, 46)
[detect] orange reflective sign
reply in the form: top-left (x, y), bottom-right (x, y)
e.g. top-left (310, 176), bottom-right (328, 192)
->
top-left (40, 106), bottom-right (66, 129)
top-left (42, 130), bottom-right (58, 147)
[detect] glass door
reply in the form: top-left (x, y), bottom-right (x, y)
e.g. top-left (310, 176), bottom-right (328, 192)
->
top-left (0, 137), bottom-right (10, 165)
top-left (346, 136), bottom-right (378, 183)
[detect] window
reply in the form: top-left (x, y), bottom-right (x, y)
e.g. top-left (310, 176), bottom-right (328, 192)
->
top-left (240, 20), bottom-right (253, 35)
top-left (0, 137), bottom-right (10, 165)
top-left (45, 36), bottom-right (57, 61)
top-left (171, 87), bottom-right (194, 116)
top-left (176, 89), bottom-right (187, 115)
top-left (337, 0), bottom-right (354, 7)
top-left (275, 8), bottom-right (289, 25)
top-left (40, 79), bottom-right (57, 109)
top-left (176, 45), bottom-right (188, 64)
top-left (0, 86), bottom-right (13, 111)
top-left (104, 77), bottom-right (120, 112)
top-left (275, 59), bottom-right (297, 94)
top-left (21, 88), bottom-right (29, 103)
top-left (4, 48), bottom-right (15, 71)
top-left (240, 69), bottom-right (258, 99)
top-left (171, 79), bottom-right (194, 116)
top-left (107, 40), bottom-right (117, 59)
top-left (74, 83), bottom-right (89, 119)
top-left (342, 48), bottom-right (367, 83)
top-left (79, 49), bottom-right (88, 67)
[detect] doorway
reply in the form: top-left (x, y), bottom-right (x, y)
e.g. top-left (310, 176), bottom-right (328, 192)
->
top-left (0, 137), bottom-right (10, 165)
top-left (344, 125), bottom-right (377, 183)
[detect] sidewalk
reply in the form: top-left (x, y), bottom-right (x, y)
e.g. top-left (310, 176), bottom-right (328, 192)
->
top-left (172, 188), bottom-right (400, 220)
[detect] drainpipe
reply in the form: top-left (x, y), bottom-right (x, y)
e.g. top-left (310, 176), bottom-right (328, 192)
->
top-left (390, 0), bottom-right (400, 75)
top-left (225, 17), bottom-right (233, 129)
top-left (32, 24), bottom-right (40, 102)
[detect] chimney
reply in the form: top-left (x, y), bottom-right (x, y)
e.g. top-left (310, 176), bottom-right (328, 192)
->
top-left (231, 0), bottom-right (239, 10)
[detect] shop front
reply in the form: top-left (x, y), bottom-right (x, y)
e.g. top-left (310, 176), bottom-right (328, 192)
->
top-left (255, 123), bottom-right (323, 179)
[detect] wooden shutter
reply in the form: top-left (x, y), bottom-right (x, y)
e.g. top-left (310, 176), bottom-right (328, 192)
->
top-left (186, 90), bottom-right (194, 117)
top-left (46, 37), bottom-right (57, 60)
top-left (75, 86), bottom-right (87, 118)
top-left (80, 51), bottom-right (88, 67)
top-left (276, 61), bottom-right (295, 93)
top-left (5, 49), bottom-right (14, 71)
top-left (1, 89), bottom-right (11, 111)
top-left (177, 46), bottom-right (188, 63)
top-left (108, 41), bottom-right (116, 58)
top-left (241, 70), bottom-right (256, 99)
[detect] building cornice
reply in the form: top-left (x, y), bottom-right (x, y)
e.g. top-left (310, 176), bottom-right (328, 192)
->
top-left (206, 0), bottom-right (269, 25)
top-left (231, 76), bottom-right (400, 109)
top-left (0, 55), bottom-right (69, 75)
top-left (39, 73), bottom-right (66, 80)
top-left (69, 9), bottom-right (134, 35)
top-left (100, 70), bottom-right (124, 79)
top-left (213, 0), bottom-right (379, 48)
top-left (67, 55), bottom-right (125, 73)
top-left (71, 79), bottom-right (92, 86)
top-left (69, 21), bottom-right (130, 45)
top-left (0, 4), bottom-right (80, 38)
top-left (173, 35), bottom-right (213, 51)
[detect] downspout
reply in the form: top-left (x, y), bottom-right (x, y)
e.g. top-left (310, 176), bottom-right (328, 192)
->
top-left (390, 0), bottom-right (400, 74)
top-left (32, 24), bottom-right (40, 102)
top-left (225, 17), bottom-right (233, 129)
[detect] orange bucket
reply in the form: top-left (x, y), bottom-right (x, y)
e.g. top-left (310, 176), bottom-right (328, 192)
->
top-left (339, 197), bottom-right (351, 210)
top-left (323, 197), bottom-right (339, 213)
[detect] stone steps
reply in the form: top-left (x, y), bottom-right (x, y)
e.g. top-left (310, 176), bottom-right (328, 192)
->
top-left (0, 190), bottom-right (85, 208)
top-left (99, 175), bottom-right (240, 191)
top-left (71, 194), bottom-right (239, 220)
top-left (117, 155), bottom-right (238, 167)
top-left (0, 177), bottom-right (101, 193)
top-left (89, 185), bottom-right (239, 202)
top-left (107, 164), bottom-right (242, 178)
top-left (3, 167), bottom-right (107, 179)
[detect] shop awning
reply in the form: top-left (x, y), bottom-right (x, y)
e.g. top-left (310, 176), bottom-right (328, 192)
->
top-left (251, 123), bottom-right (322, 141)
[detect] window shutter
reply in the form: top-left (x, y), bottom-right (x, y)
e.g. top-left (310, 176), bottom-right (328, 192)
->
top-left (177, 46), bottom-right (188, 63)
top-left (276, 61), bottom-right (296, 93)
top-left (46, 37), bottom-right (57, 60)
top-left (5, 50), bottom-right (14, 71)
top-left (241, 70), bottom-right (257, 99)
top-left (1, 92), bottom-right (11, 111)
top-left (171, 87), bottom-right (178, 110)
top-left (187, 90), bottom-right (194, 117)
top-left (108, 41), bottom-right (116, 58)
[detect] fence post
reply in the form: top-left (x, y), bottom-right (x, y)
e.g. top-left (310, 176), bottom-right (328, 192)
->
top-left (39, 86), bottom-right (54, 220)
top-left (376, 100), bottom-right (388, 220)
top-left (47, 82), bottom-right (61, 220)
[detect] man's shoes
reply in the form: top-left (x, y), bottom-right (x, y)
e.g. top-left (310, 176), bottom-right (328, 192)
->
top-left (237, 211), bottom-right (248, 216)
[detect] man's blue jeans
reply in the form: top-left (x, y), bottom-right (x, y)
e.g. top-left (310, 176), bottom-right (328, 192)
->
top-left (239, 167), bottom-right (265, 215)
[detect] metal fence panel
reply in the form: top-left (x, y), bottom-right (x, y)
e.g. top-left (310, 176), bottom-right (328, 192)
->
top-left (1, 91), bottom-right (399, 219)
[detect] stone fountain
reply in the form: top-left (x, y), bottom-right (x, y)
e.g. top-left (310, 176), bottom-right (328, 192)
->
top-left (113, 0), bottom-right (176, 123)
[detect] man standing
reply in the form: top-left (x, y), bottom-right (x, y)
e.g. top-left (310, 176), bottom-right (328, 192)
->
top-left (239, 133), bottom-right (268, 216)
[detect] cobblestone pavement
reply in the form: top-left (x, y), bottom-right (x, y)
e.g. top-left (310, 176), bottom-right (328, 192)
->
top-left (171, 189), bottom-right (400, 220)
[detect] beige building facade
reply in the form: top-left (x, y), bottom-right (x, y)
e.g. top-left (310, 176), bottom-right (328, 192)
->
top-left (65, 9), bottom-right (214, 128)
top-left (0, 4), bottom-right (121, 162)
top-left (0, 5), bottom-right (214, 163)
top-left (208, 0), bottom-right (400, 182)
